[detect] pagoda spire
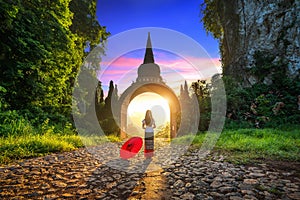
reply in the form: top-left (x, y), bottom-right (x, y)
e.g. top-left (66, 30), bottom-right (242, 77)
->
top-left (143, 32), bottom-right (155, 64)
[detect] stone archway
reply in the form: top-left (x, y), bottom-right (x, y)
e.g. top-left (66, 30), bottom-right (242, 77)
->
top-left (110, 32), bottom-right (183, 139)
top-left (117, 83), bottom-right (180, 139)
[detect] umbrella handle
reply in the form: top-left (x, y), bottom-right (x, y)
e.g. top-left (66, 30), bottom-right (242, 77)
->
top-left (126, 143), bottom-right (133, 151)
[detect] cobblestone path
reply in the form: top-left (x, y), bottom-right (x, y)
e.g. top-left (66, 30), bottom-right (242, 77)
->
top-left (0, 143), bottom-right (299, 200)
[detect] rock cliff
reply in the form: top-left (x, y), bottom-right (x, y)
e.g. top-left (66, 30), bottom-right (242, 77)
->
top-left (216, 0), bottom-right (299, 86)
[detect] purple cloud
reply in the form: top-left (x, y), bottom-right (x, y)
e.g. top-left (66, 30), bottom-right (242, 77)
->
top-left (98, 52), bottom-right (221, 97)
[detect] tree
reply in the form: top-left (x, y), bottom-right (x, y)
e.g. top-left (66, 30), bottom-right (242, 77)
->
top-left (0, 0), bottom-right (108, 122)
top-left (100, 89), bottom-right (104, 103)
top-left (200, 0), bottom-right (224, 39)
top-left (95, 80), bottom-right (104, 121)
top-left (179, 81), bottom-right (190, 103)
top-left (99, 80), bottom-right (119, 135)
top-left (112, 84), bottom-right (119, 103)
top-left (95, 81), bottom-right (103, 104)
top-left (191, 80), bottom-right (211, 131)
top-left (104, 80), bottom-right (114, 109)
top-left (69, 0), bottom-right (109, 51)
top-left (179, 81), bottom-right (193, 135)
top-left (1, 0), bottom-right (78, 116)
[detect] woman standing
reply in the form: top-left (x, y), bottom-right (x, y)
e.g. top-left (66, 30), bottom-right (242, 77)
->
top-left (142, 110), bottom-right (156, 158)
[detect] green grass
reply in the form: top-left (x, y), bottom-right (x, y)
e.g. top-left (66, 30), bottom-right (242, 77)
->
top-left (0, 115), bottom-right (122, 164)
top-left (173, 128), bottom-right (300, 164)
top-left (0, 133), bottom-right (121, 164)
top-left (1, 115), bottom-right (299, 165)
top-left (0, 133), bottom-right (82, 164)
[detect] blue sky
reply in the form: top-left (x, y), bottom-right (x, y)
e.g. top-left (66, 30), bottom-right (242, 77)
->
top-left (96, 0), bottom-right (220, 58)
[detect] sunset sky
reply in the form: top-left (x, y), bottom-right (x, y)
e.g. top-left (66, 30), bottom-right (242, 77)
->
top-left (95, 1), bottom-right (220, 128)
top-left (96, 0), bottom-right (221, 96)
top-left (98, 48), bottom-right (221, 95)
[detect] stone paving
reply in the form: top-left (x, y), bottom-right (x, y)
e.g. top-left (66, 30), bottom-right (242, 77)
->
top-left (0, 143), bottom-right (299, 200)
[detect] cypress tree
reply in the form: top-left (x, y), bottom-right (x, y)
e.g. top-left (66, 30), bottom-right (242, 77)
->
top-left (100, 89), bottom-right (104, 103)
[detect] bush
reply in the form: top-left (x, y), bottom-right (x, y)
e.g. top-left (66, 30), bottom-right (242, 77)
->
top-left (224, 51), bottom-right (300, 128)
top-left (0, 110), bottom-right (33, 137)
top-left (0, 109), bottom-right (83, 164)
top-left (155, 123), bottom-right (170, 138)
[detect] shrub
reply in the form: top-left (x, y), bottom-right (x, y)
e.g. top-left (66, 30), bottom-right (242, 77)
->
top-left (224, 51), bottom-right (300, 128)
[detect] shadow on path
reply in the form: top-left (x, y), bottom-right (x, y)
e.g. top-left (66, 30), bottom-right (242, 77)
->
top-left (85, 158), bottom-right (152, 199)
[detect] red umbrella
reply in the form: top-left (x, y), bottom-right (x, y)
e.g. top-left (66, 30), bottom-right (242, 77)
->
top-left (120, 137), bottom-right (143, 159)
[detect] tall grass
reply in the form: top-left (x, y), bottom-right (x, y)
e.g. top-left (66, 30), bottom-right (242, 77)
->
top-left (0, 133), bottom-right (82, 163)
top-left (216, 128), bottom-right (300, 163)
top-left (173, 128), bottom-right (300, 163)
top-left (0, 113), bottom-right (121, 164)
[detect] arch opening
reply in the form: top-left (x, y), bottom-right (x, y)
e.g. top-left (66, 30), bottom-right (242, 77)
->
top-left (116, 83), bottom-right (181, 139)
top-left (127, 92), bottom-right (170, 139)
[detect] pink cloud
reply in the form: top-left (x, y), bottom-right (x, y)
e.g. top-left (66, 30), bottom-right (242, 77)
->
top-left (101, 56), bottom-right (142, 68)
top-left (101, 55), bottom-right (221, 74)
top-left (98, 54), bottom-right (222, 96)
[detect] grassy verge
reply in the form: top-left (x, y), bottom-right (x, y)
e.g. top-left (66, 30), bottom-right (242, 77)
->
top-left (1, 117), bottom-right (299, 165)
top-left (0, 133), bottom-right (121, 164)
top-left (173, 128), bottom-right (300, 164)
top-left (0, 133), bottom-right (82, 164)
top-left (0, 114), bottom-right (121, 164)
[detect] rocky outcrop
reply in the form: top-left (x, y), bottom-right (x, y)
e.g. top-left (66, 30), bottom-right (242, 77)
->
top-left (219, 0), bottom-right (300, 86)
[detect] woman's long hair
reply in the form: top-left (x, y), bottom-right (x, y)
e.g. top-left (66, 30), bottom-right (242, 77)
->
top-left (145, 110), bottom-right (153, 126)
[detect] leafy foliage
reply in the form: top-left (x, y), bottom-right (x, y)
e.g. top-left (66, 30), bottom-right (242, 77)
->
top-left (178, 81), bottom-right (200, 135)
top-left (155, 123), bottom-right (170, 138)
top-left (0, 0), bottom-right (108, 122)
top-left (201, 1), bottom-right (299, 129)
top-left (0, 0), bottom-right (112, 163)
top-left (191, 80), bottom-right (211, 132)
top-left (224, 51), bottom-right (300, 128)
top-left (69, 0), bottom-right (109, 50)
top-left (200, 0), bottom-right (224, 39)
top-left (95, 80), bottom-right (120, 136)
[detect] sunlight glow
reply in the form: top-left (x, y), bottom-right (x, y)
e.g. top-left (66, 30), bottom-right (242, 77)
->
top-left (127, 92), bottom-right (170, 136)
